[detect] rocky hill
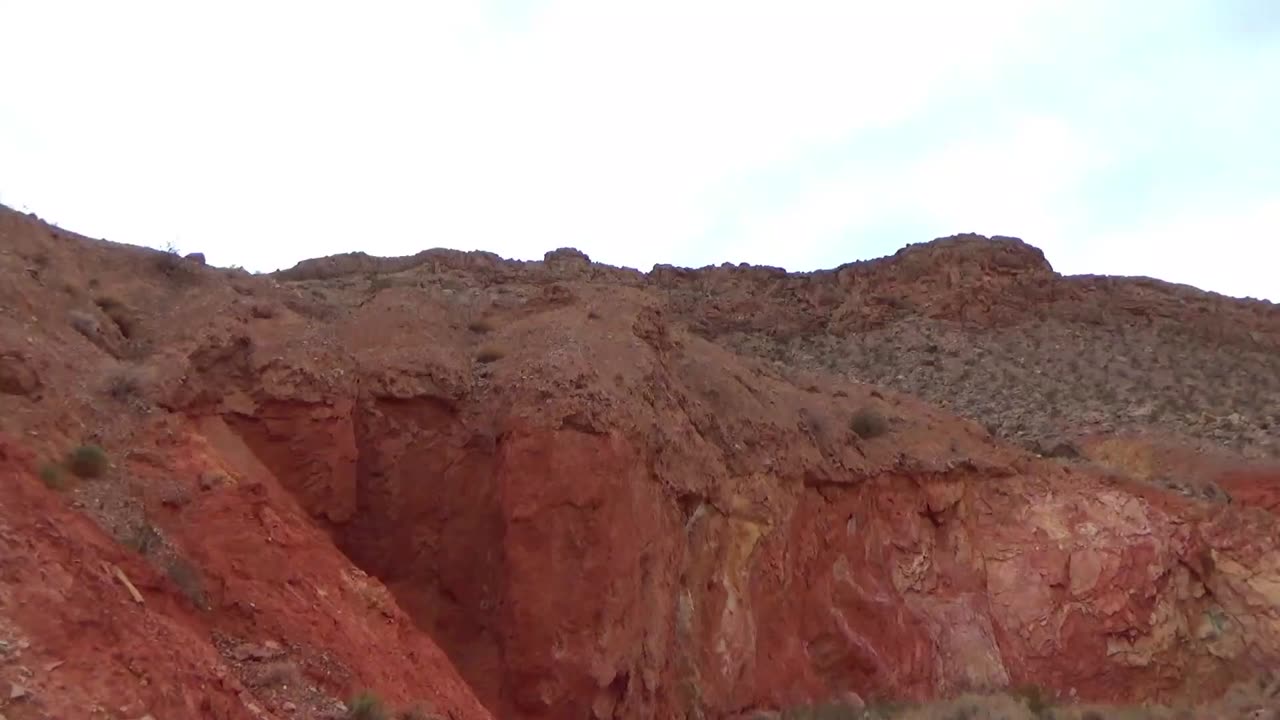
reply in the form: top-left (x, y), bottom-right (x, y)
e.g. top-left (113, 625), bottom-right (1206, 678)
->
top-left (1, 204), bottom-right (1278, 719)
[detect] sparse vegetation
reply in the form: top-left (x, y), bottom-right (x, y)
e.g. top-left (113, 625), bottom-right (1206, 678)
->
top-left (342, 693), bottom-right (438, 720)
top-left (850, 407), bottom-right (889, 439)
top-left (476, 346), bottom-right (506, 363)
top-left (467, 317), bottom-right (497, 333)
top-left (1009, 684), bottom-right (1054, 718)
top-left (94, 296), bottom-right (139, 338)
top-left (165, 556), bottom-right (210, 610)
top-left (347, 690), bottom-right (389, 720)
top-left (154, 241), bottom-right (197, 283)
top-left (105, 366), bottom-right (145, 401)
top-left (66, 444), bottom-right (108, 479)
top-left (773, 678), bottom-right (1280, 718)
top-left (248, 660), bottom-right (302, 689)
top-left (39, 463), bottom-right (67, 490)
top-left (122, 521), bottom-right (162, 555)
top-left (751, 313), bottom-right (1280, 461)
top-left (781, 701), bottom-right (864, 719)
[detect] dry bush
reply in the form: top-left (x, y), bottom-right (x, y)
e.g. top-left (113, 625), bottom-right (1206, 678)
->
top-left (347, 690), bottom-right (389, 720)
top-left (67, 444), bottom-right (108, 479)
top-left (781, 682), bottom-right (1280, 719)
top-left (39, 463), bottom-right (68, 490)
top-left (105, 366), bottom-right (146, 402)
top-left (121, 521), bottom-right (163, 555)
top-left (782, 701), bottom-right (865, 719)
top-left (154, 242), bottom-right (199, 284)
top-left (247, 660), bottom-right (302, 689)
top-left (165, 555), bottom-right (210, 610)
top-left (468, 317), bottom-right (497, 333)
top-left (850, 407), bottom-right (890, 439)
top-left (1216, 671), bottom-right (1280, 717)
top-left (94, 296), bottom-right (139, 338)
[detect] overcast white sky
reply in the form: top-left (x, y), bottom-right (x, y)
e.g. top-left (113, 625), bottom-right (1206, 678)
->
top-left (1, 1), bottom-right (1277, 300)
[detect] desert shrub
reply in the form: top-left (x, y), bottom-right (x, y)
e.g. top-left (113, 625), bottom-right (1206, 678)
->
top-left (39, 463), bottom-right (67, 490)
top-left (122, 522), bottom-right (163, 555)
top-left (475, 346), bottom-right (506, 363)
top-left (105, 367), bottom-right (145, 401)
top-left (782, 701), bottom-right (867, 719)
top-left (94, 296), bottom-right (139, 338)
top-left (248, 660), bottom-right (302, 689)
top-left (849, 407), bottom-right (889, 439)
top-left (347, 690), bottom-right (389, 720)
top-left (1010, 684), bottom-right (1054, 717)
top-left (67, 444), bottom-right (108, 478)
top-left (467, 317), bottom-right (496, 333)
top-left (166, 556), bottom-right (210, 610)
top-left (154, 241), bottom-right (196, 283)
top-left (871, 699), bottom-right (911, 717)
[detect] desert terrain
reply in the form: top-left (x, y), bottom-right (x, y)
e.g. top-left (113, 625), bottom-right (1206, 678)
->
top-left (1, 205), bottom-right (1278, 719)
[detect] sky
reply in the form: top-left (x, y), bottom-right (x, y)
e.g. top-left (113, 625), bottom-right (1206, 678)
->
top-left (0, 0), bottom-right (1277, 301)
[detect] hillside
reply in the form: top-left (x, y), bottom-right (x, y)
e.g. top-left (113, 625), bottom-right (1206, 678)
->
top-left (1, 204), bottom-right (1278, 719)
top-left (275, 234), bottom-right (1280, 464)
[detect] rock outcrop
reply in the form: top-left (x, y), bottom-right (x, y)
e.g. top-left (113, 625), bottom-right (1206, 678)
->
top-left (1, 204), bottom-right (1277, 719)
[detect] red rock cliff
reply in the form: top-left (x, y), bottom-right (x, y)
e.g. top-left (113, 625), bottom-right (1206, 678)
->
top-left (2, 205), bottom-right (1278, 719)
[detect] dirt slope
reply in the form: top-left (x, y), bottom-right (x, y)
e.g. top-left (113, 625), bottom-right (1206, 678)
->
top-left (0, 211), bottom-right (494, 720)
top-left (1, 205), bottom-right (1278, 719)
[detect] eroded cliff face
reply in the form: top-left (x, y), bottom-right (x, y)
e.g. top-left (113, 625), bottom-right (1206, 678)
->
top-left (2, 205), bottom-right (1278, 719)
top-left (173, 285), bottom-right (1280, 720)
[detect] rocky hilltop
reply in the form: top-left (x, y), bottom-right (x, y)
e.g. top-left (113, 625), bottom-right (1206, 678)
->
top-left (1, 204), bottom-right (1278, 719)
